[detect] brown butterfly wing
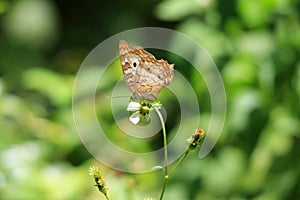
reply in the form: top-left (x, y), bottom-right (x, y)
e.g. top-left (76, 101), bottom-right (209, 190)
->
top-left (119, 40), bottom-right (174, 100)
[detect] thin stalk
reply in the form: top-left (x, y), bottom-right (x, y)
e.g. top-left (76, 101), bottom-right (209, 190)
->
top-left (154, 106), bottom-right (169, 200)
top-left (154, 107), bottom-right (194, 200)
top-left (154, 106), bottom-right (168, 175)
top-left (169, 148), bottom-right (189, 177)
top-left (159, 148), bottom-right (190, 200)
top-left (159, 176), bottom-right (169, 200)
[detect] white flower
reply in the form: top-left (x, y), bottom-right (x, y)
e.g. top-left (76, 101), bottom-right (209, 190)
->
top-left (127, 102), bottom-right (141, 111)
top-left (129, 112), bottom-right (141, 124)
top-left (127, 102), bottom-right (141, 124)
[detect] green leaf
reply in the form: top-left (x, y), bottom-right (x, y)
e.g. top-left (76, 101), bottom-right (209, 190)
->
top-left (22, 68), bottom-right (73, 106)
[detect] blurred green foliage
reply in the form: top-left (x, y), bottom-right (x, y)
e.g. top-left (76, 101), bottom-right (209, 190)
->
top-left (0, 0), bottom-right (300, 199)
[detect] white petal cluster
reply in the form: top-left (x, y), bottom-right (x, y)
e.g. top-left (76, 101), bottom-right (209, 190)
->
top-left (127, 102), bottom-right (141, 124)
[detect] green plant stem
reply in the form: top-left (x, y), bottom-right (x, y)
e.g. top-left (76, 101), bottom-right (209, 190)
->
top-left (154, 106), bottom-right (169, 200)
top-left (169, 148), bottom-right (189, 177)
top-left (104, 194), bottom-right (110, 200)
top-left (159, 176), bottom-right (169, 200)
top-left (159, 148), bottom-right (190, 200)
top-left (154, 107), bottom-right (168, 175)
top-left (155, 107), bottom-right (193, 200)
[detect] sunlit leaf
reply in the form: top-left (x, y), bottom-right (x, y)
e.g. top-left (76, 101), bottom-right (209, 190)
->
top-left (22, 68), bottom-right (73, 106)
top-left (155, 0), bottom-right (213, 21)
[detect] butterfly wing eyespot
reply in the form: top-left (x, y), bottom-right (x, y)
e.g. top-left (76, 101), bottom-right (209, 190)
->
top-left (119, 40), bottom-right (174, 100)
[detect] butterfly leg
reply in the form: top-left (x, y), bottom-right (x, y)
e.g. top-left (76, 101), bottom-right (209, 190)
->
top-left (131, 93), bottom-right (157, 101)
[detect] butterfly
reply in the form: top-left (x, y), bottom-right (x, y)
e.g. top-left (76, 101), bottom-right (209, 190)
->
top-left (119, 40), bottom-right (174, 100)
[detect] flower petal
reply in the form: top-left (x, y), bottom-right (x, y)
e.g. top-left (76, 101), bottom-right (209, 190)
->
top-left (129, 112), bottom-right (141, 124)
top-left (127, 102), bottom-right (141, 111)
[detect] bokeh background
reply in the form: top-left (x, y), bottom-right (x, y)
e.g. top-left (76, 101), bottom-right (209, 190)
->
top-left (1, 0), bottom-right (300, 199)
